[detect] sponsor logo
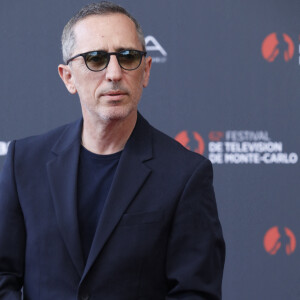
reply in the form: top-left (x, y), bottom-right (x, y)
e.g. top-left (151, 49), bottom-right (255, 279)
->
top-left (0, 141), bottom-right (10, 156)
top-left (175, 130), bottom-right (298, 165)
top-left (264, 226), bottom-right (296, 255)
top-left (209, 130), bottom-right (298, 164)
top-left (145, 36), bottom-right (167, 63)
top-left (262, 33), bottom-right (294, 62)
top-left (175, 130), bottom-right (205, 155)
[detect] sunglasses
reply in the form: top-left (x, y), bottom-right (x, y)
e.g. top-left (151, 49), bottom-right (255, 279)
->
top-left (66, 49), bottom-right (147, 72)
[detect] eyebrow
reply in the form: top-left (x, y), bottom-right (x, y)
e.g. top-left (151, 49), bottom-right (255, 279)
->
top-left (91, 47), bottom-right (138, 53)
top-left (115, 47), bottom-right (137, 52)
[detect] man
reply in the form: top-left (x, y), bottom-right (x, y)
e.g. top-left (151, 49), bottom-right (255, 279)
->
top-left (0, 2), bottom-right (225, 299)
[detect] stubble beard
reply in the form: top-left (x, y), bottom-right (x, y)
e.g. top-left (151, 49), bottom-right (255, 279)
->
top-left (81, 82), bottom-right (140, 124)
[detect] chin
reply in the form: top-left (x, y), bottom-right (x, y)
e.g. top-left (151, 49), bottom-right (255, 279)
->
top-left (97, 106), bottom-right (136, 122)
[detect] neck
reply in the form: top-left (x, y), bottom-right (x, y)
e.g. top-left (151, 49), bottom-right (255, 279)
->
top-left (81, 111), bottom-right (137, 155)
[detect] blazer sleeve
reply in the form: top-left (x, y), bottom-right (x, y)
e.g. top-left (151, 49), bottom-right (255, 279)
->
top-left (0, 141), bottom-right (25, 299)
top-left (166, 159), bottom-right (225, 300)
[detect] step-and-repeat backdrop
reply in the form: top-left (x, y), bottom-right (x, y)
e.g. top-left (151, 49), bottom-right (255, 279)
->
top-left (1, 1), bottom-right (299, 299)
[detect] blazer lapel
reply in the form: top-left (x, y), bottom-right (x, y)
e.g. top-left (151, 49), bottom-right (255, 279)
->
top-left (47, 119), bottom-right (85, 277)
top-left (81, 113), bottom-right (153, 281)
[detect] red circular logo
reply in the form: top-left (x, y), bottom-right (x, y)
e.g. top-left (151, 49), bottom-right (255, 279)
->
top-left (264, 226), bottom-right (296, 255)
top-left (261, 33), bottom-right (294, 62)
top-left (175, 131), bottom-right (205, 155)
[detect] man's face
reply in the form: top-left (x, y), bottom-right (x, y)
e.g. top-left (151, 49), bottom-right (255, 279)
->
top-left (59, 13), bottom-right (152, 123)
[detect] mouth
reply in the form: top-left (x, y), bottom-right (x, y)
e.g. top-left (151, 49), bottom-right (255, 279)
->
top-left (101, 90), bottom-right (127, 101)
top-left (103, 90), bottom-right (127, 96)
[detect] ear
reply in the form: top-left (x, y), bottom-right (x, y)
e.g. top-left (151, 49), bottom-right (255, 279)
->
top-left (142, 56), bottom-right (152, 88)
top-left (58, 64), bottom-right (77, 94)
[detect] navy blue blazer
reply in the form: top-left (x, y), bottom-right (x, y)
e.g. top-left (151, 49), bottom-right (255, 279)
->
top-left (0, 113), bottom-right (225, 300)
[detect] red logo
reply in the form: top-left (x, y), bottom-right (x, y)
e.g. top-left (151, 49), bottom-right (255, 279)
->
top-left (175, 131), bottom-right (205, 155)
top-left (208, 131), bottom-right (224, 142)
top-left (264, 226), bottom-right (296, 255)
top-left (261, 33), bottom-right (294, 62)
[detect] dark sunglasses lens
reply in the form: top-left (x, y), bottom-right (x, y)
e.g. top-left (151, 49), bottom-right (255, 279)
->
top-left (118, 50), bottom-right (142, 70)
top-left (85, 51), bottom-right (108, 71)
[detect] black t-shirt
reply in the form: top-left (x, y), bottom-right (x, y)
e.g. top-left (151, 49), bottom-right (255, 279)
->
top-left (77, 145), bottom-right (122, 262)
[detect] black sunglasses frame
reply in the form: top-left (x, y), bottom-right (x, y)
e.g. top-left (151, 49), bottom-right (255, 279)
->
top-left (66, 49), bottom-right (147, 72)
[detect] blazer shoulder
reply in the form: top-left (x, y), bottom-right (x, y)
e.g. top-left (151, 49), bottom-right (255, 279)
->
top-left (13, 119), bottom-right (81, 160)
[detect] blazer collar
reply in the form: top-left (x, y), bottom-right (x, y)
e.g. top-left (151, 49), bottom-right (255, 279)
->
top-left (47, 118), bottom-right (84, 277)
top-left (50, 112), bottom-right (152, 160)
top-left (81, 112), bottom-right (154, 281)
top-left (47, 113), bottom-right (154, 280)
top-left (51, 118), bottom-right (83, 155)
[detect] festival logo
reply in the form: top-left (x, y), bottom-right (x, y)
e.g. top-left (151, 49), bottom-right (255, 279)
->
top-left (261, 33), bottom-right (294, 62)
top-left (175, 129), bottom-right (298, 165)
top-left (264, 226), bottom-right (296, 255)
top-left (145, 35), bottom-right (167, 63)
top-left (210, 130), bottom-right (298, 164)
top-left (175, 130), bottom-right (205, 155)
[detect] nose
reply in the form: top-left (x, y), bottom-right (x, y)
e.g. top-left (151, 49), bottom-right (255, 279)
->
top-left (105, 55), bottom-right (122, 82)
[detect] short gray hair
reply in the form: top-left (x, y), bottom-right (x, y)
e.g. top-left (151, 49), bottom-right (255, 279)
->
top-left (61, 1), bottom-right (146, 63)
